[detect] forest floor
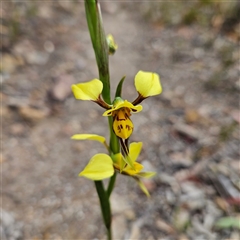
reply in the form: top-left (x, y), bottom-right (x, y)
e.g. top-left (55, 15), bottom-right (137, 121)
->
top-left (1, 2), bottom-right (240, 240)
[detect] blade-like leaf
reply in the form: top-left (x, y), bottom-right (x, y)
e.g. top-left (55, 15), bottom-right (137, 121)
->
top-left (215, 217), bottom-right (240, 229)
top-left (115, 76), bottom-right (125, 98)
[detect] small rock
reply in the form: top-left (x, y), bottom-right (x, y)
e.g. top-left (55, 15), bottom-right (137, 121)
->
top-left (165, 190), bottom-right (176, 204)
top-left (49, 74), bottom-right (76, 101)
top-left (128, 218), bottom-right (145, 240)
top-left (19, 106), bottom-right (49, 123)
top-left (217, 174), bottom-right (240, 199)
top-left (231, 110), bottom-right (240, 124)
top-left (174, 123), bottom-right (202, 141)
top-left (10, 123), bottom-right (25, 136)
top-left (0, 209), bottom-right (23, 240)
top-left (180, 182), bottom-right (205, 210)
top-left (110, 193), bottom-right (133, 215)
top-left (169, 151), bottom-right (193, 168)
top-left (156, 218), bottom-right (175, 234)
top-left (229, 231), bottom-right (240, 240)
top-left (112, 215), bottom-right (127, 239)
top-left (1, 54), bottom-right (22, 74)
top-left (0, 155), bottom-right (5, 163)
top-left (192, 216), bottom-right (217, 239)
top-left (44, 41), bottom-right (55, 53)
top-left (25, 51), bottom-right (49, 65)
top-left (178, 235), bottom-right (189, 240)
top-left (7, 97), bottom-right (29, 108)
top-left (173, 208), bottom-right (190, 231)
top-left (185, 109), bottom-right (200, 124)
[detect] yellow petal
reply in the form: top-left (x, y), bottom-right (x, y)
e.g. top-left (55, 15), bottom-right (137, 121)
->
top-left (103, 100), bottom-right (142, 116)
top-left (113, 110), bottom-right (133, 139)
top-left (134, 71), bottom-right (162, 98)
top-left (123, 162), bottom-right (144, 175)
top-left (129, 142), bottom-right (142, 163)
top-left (72, 79), bottom-right (103, 101)
top-left (71, 134), bottom-right (105, 144)
top-left (79, 153), bottom-right (114, 180)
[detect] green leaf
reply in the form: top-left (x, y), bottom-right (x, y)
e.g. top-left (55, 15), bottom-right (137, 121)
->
top-left (215, 217), bottom-right (240, 229)
top-left (115, 76), bottom-right (125, 98)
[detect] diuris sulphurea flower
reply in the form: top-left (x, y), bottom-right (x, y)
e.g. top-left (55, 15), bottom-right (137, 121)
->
top-left (103, 97), bottom-right (142, 139)
top-left (71, 70), bottom-right (161, 140)
top-left (71, 133), bottom-right (155, 196)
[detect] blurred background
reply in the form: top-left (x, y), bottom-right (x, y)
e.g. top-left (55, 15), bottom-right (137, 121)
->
top-left (1, 1), bottom-right (239, 239)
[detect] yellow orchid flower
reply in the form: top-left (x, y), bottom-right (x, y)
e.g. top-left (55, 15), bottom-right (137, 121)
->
top-left (79, 153), bottom-right (114, 180)
top-left (71, 71), bottom-right (162, 140)
top-left (71, 133), bottom-right (155, 195)
top-left (103, 97), bottom-right (142, 139)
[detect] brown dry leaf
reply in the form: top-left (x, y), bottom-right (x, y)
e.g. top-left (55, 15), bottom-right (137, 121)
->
top-left (156, 218), bottom-right (176, 234)
top-left (215, 197), bottom-right (229, 213)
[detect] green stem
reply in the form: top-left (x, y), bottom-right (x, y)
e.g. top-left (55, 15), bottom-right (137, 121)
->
top-left (85, 0), bottom-right (110, 104)
top-left (107, 172), bottom-right (117, 197)
top-left (94, 181), bottom-right (112, 238)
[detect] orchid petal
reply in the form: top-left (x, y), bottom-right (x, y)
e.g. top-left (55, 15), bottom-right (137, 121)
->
top-left (135, 71), bottom-right (162, 98)
top-left (79, 154), bottom-right (114, 180)
top-left (123, 162), bottom-right (144, 175)
top-left (103, 100), bottom-right (142, 116)
top-left (129, 142), bottom-right (142, 163)
top-left (72, 79), bottom-right (103, 101)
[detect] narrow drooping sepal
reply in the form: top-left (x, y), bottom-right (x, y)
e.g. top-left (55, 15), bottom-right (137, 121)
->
top-left (71, 134), bottom-right (106, 143)
top-left (135, 178), bottom-right (150, 197)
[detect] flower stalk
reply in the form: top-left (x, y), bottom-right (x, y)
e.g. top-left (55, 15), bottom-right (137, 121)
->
top-left (84, 0), bottom-right (118, 239)
top-left (84, 0), bottom-right (110, 104)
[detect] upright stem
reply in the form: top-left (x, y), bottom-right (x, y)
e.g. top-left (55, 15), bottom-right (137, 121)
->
top-left (94, 181), bottom-right (112, 239)
top-left (85, 0), bottom-right (110, 104)
top-left (84, 1), bottom-right (120, 239)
